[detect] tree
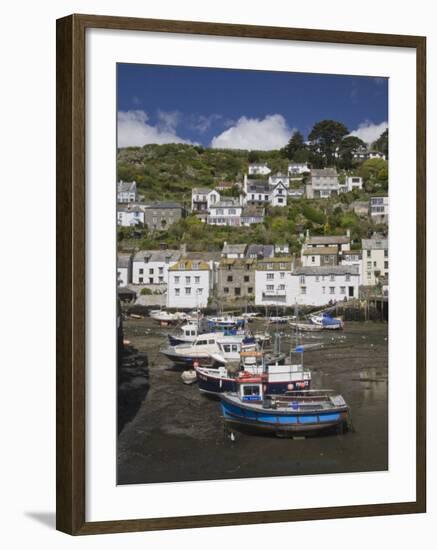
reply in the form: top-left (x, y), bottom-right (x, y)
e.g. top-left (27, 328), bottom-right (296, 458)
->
top-left (373, 128), bottom-right (389, 159)
top-left (338, 135), bottom-right (366, 168)
top-left (359, 158), bottom-right (388, 184)
top-left (281, 131), bottom-right (306, 160)
top-left (308, 120), bottom-right (349, 166)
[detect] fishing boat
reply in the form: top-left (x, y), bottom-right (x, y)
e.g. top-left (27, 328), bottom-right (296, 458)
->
top-left (310, 312), bottom-right (344, 330)
top-left (149, 309), bottom-right (187, 326)
top-left (160, 332), bottom-right (247, 368)
top-left (221, 380), bottom-right (349, 436)
top-left (207, 315), bottom-right (246, 330)
top-left (267, 316), bottom-right (290, 324)
top-left (195, 349), bottom-right (311, 395)
top-left (289, 320), bottom-right (323, 332)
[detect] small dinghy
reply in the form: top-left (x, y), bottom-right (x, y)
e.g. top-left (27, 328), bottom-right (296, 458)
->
top-left (181, 370), bottom-right (197, 385)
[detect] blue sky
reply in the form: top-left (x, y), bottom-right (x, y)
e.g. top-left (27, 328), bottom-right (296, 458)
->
top-left (117, 63), bottom-right (388, 150)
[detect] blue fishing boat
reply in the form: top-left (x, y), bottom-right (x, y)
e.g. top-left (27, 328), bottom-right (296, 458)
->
top-left (221, 379), bottom-right (349, 436)
top-left (310, 312), bottom-right (344, 330)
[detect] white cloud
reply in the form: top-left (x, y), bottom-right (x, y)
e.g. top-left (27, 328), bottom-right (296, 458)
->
top-left (117, 110), bottom-right (194, 147)
top-left (189, 114), bottom-right (222, 134)
top-left (349, 120), bottom-right (388, 145)
top-left (211, 114), bottom-right (293, 150)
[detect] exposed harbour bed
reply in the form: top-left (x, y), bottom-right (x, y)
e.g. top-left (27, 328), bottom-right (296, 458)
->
top-left (117, 318), bottom-right (388, 484)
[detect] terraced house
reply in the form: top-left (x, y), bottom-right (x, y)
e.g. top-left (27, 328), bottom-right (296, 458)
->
top-left (167, 258), bottom-right (213, 309)
top-left (254, 257), bottom-right (294, 306)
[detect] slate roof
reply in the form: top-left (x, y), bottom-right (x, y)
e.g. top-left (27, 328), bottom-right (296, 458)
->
top-left (117, 254), bottom-right (132, 268)
top-left (311, 168), bottom-right (338, 178)
top-left (245, 244), bottom-right (274, 259)
top-left (222, 243), bottom-right (247, 255)
top-left (362, 239), bottom-right (388, 250)
top-left (294, 265), bottom-right (360, 276)
top-left (144, 202), bottom-right (183, 209)
top-left (306, 235), bottom-right (350, 245)
top-left (117, 181), bottom-right (136, 193)
top-left (302, 246), bottom-right (339, 255)
top-left (133, 250), bottom-right (181, 263)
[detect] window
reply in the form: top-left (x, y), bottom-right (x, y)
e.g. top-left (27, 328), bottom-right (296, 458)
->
top-left (384, 249), bottom-right (388, 258)
top-left (217, 208), bottom-right (224, 215)
top-left (248, 287), bottom-right (253, 294)
top-left (264, 195), bottom-right (269, 201)
top-left (266, 263), bottom-right (273, 270)
top-left (278, 284), bottom-right (285, 290)
top-left (185, 287), bottom-right (191, 295)
top-left (267, 273), bottom-right (274, 280)
top-left (340, 286), bottom-right (346, 294)
top-left (311, 256), bottom-right (315, 263)
top-left (231, 344), bottom-right (238, 352)
top-left (174, 276), bottom-right (180, 284)
top-left (245, 264), bottom-right (250, 270)
top-left (195, 276), bottom-right (200, 284)
top-left (278, 198), bottom-right (284, 203)
top-left (322, 286), bottom-right (325, 294)
top-left (227, 275), bottom-right (233, 282)
top-left (299, 275), bottom-right (305, 284)
top-left (373, 261), bottom-right (377, 267)
top-left (330, 274), bottom-right (335, 281)
top-left (193, 262), bottom-right (199, 270)
top-left (159, 277), bottom-right (163, 283)
top-left (139, 268), bottom-right (144, 274)
top-left (345, 274), bottom-right (351, 282)
top-left (139, 277), bottom-right (143, 283)
top-left (234, 287), bottom-right (241, 296)
top-left (228, 208), bottom-right (236, 215)
top-left (301, 286), bottom-right (307, 294)
top-left (279, 263), bottom-right (286, 270)
top-left (367, 250), bottom-right (371, 258)
top-left (266, 285), bottom-right (274, 291)
top-left (175, 288), bottom-right (180, 296)
top-left (185, 276), bottom-right (191, 284)
top-left (384, 261), bottom-right (389, 269)
top-left (224, 287), bottom-right (229, 294)
top-left (244, 275), bottom-right (250, 282)
top-left (197, 288), bottom-right (203, 295)
top-left (159, 267), bottom-right (163, 273)
top-left (149, 268), bottom-right (154, 274)
top-left (329, 287), bottom-right (335, 294)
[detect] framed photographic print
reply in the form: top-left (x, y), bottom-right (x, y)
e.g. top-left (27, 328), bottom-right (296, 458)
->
top-left (56, 14), bottom-right (426, 535)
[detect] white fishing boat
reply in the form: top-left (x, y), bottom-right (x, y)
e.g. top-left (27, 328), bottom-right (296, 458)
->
top-left (160, 332), bottom-right (247, 368)
top-left (149, 309), bottom-right (188, 325)
top-left (289, 320), bottom-right (323, 332)
top-left (310, 312), bottom-right (344, 330)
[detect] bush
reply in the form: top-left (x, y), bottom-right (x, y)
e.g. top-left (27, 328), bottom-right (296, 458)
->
top-left (140, 288), bottom-right (153, 295)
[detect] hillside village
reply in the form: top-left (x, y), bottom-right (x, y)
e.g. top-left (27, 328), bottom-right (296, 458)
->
top-left (116, 129), bottom-right (389, 311)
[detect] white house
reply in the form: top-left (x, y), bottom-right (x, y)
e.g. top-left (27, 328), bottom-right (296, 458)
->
top-left (275, 243), bottom-right (290, 255)
top-left (117, 206), bottom-right (145, 227)
top-left (367, 150), bottom-right (386, 160)
top-left (191, 188), bottom-right (220, 213)
top-left (255, 258), bottom-right (294, 306)
top-left (117, 180), bottom-right (137, 203)
top-left (290, 265), bottom-right (360, 306)
top-left (221, 243), bottom-right (247, 259)
top-left (117, 254), bottom-right (132, 287)
top-left (167, 258), bottom-right (213, 309)
top-left (269, 172), bottom-right (290, 188)
top-left (288, 163), bottom-right (310, 175)
top-left (132, 250), bottom-right (181, 285)
top-left (369, 196), bottom-right (389, 224)
top-left (361, 238), bottom-right (388, 286)
top-left (243, 179), bottom-right (271, 206)
top-left (341, 250), bottom-right (363, 284)
top-left (344, 176), bottom-right (363, 192)
top-left (248, 163), bottom-right (271, 176)
top-left (271, 182), bottom-right (288, 207)
top-left (306, 168), bottom-right (340, 198)
top-left (207, 199), bottom-right (242, 226)
top-left (301, 231), bottom-right (351, 255)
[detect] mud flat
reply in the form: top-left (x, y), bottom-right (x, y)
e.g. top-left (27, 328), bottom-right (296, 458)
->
top-left (117, 318), bottom-right (388, 485)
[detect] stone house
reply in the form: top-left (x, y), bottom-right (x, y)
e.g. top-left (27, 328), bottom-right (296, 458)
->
top-left (143, 202), bottom-right (184, 231)
top-left (217, 258), bottom-right (257, 301)
top-left (306, 168), bottom-right (340, 198)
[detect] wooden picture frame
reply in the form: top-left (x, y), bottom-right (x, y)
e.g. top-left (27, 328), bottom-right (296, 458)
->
top-left (56, 13), bottom-right (426, 535)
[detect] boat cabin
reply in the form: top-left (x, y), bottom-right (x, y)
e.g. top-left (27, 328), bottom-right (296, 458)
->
top-left (239, 378), bottom-right (264, 402)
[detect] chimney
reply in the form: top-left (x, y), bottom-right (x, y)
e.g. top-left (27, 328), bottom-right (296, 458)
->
top-left (306, 229), bottom-right (310, 240)
top-left (292, 253), bottom-right (296, 272)
top-left (180, 243), bottom-right (187, 255)
top-left (346, 229), bottom-right (351, 238)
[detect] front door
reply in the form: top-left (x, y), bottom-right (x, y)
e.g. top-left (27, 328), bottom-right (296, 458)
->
top-left (348, 286), bottom-right (354, 297)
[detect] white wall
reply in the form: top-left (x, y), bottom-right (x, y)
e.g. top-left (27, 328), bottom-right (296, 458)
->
top-left (167, 269), bottom-right (210, 308)
top-left (2, 1), bottom-right (436, 549)
top-left (289, 273), bottom-right (360, 306)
